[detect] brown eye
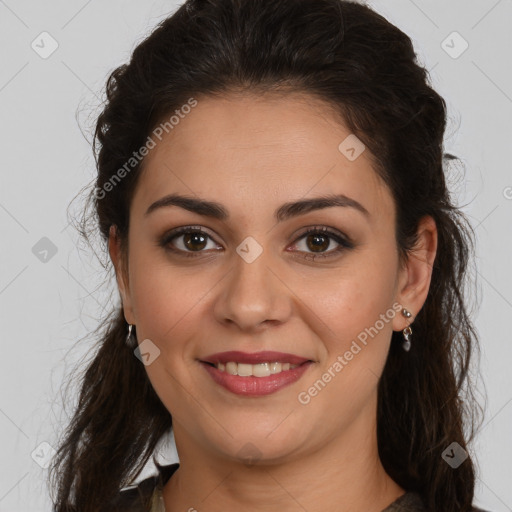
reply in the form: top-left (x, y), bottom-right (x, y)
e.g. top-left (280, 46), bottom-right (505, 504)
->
top-left (159, 226), bottom-right (220, 257)
top-left (305, 233), bottom-right (330, 252)
top-left (291, 226), bottom-right (354, 261)
top-left (182, 232), bottom-right (208, 251)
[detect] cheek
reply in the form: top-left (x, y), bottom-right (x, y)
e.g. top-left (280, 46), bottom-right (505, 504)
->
top-left (303, 248), bottom-right (397, 343)
top-left (295, 270), bottom-right (397, 431)
top-left (127, 247), bottom-right (211, 348)
top-left (126, 250), bottom-right (211, 415)
top-left (303, 252), bottom-right (398, 401)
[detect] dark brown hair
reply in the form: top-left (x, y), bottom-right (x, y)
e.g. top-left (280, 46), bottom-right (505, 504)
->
top-left (49, 1), bottom-right (485, 510)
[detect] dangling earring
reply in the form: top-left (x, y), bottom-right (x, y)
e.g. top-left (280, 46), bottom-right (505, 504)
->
top-left (126, 324), bottom-right (137, 348)
top-left (401, 308), bottom-right (413, 352)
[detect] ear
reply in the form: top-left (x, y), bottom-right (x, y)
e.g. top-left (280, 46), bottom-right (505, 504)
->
top-left (392, 215), bottom-right (438, 331)
top-left (108, 225), bottom-right (136, 325)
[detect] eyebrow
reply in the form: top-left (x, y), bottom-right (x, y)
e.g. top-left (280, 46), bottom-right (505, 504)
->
top-left (145, 193), bottom-right (370, 222)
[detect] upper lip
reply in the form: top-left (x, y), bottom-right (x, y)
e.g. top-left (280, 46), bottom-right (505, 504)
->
top-left (200, 351), bottom-right (311, 366)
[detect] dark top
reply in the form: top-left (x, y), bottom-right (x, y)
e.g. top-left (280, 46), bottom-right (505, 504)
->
top-left (110, 462), bottom-right (491, 512)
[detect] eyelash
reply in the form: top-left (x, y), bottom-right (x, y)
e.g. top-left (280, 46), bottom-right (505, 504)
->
top-left (159, 225), bottom-right (354, 261)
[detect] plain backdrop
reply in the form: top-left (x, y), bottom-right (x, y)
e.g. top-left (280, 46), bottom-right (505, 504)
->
top-left (0, 0), bottom-right (511, 510)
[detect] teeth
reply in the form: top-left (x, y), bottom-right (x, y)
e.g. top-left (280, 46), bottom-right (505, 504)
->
top-left (216, 361), bottom-right (299, 377)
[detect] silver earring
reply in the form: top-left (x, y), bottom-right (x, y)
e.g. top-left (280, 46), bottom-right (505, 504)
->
top-left (401, 308), bottom-right (413, 352)
top-left (126, 324), bottom-right (137, 348)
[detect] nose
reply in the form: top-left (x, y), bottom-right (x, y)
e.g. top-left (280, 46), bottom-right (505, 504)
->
top-left (213, 246), bottom-right (292, 332)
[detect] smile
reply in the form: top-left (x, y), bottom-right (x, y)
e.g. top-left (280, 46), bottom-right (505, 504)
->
top-left (199, 360), bottom-right (313, 396)
top-left (211, 361), bottom-right (300, 377)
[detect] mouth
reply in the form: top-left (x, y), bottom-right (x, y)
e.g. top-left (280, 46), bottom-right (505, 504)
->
top-left (200, 350), bottom-right (311, 366)
top-left (200, 360), bottom-right (310, 377)
top-left (198, 351), bottom-right (314, 396)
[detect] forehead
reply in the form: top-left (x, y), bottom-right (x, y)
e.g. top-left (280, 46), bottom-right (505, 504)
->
top-left (133, 92), bottom-right (394, 223)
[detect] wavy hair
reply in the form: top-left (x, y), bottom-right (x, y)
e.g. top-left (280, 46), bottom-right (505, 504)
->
top-left (49, 1), bottom-right (485, 510)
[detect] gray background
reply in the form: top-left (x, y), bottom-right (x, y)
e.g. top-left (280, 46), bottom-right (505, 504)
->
top-left (0, 0), bottom-right (511, 510)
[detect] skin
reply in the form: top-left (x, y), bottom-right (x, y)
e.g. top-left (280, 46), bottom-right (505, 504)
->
top-left (109, 91), bottom-right (438, 512)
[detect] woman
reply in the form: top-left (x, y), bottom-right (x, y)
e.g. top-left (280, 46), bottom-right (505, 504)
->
top-left (49, 0), bottom-right (489, 511)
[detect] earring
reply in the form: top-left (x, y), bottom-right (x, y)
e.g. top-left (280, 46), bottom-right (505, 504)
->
top-left (401, 308), bottom-right (413, 352)
top-left (126, 324), bottom-right (137, 348)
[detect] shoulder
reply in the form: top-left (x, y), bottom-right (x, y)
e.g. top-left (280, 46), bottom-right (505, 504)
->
top-left (109, 476), bottom-right (158, 511)
top-left (108, 462), bottom-right (180, 511)
top-left (382, 491), bottom-right (427, 511)
top-left (382, 491), bottom-right (494, 512)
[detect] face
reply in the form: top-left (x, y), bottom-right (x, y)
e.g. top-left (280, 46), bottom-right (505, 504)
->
top-left (110, 92), bottom-right (435, 466)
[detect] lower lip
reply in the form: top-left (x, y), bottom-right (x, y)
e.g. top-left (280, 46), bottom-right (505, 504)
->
top-left (200, 361), bottom-right (314, 396)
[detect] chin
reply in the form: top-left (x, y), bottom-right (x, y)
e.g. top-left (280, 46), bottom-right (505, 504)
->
top-left (209, 430), bottom-right (309, 467)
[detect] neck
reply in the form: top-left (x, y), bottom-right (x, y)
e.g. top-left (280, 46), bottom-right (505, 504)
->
top-left (162, 404), bottom-right (405, 512)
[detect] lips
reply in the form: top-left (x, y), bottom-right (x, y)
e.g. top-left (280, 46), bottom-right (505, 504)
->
top-left (200, 360), bottom-right (314, 396)
top-left (200, 350), bottom-right (311, 366)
